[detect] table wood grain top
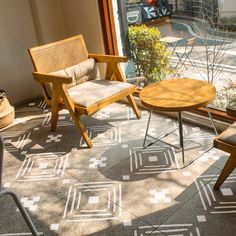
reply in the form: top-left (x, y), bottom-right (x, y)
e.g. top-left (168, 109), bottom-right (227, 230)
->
top-left (139, 78), bottom-right (216, 112)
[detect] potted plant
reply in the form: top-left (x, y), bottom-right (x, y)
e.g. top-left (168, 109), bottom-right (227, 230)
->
top-left (128, 24), bottom-right (170, 86)
top-left (0, 90), bottom-right (15, 129)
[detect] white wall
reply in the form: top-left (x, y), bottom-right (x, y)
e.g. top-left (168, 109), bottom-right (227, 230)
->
top-left (32, 0), bottom-right (67, 44)
top-left (218, 0), bottom-right (236, 17)
top-left (0, 0), bottom-right (40, 105)
top-left (61, 0), bottom-right (105, 53)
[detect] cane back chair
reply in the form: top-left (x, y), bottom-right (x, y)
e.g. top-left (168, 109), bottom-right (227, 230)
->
top-left (214, 106), bottom-right (236, 189)
top-left (175, 37), bottom-right (196, 70)
top-left (28, 35), bottom-right (141, 147)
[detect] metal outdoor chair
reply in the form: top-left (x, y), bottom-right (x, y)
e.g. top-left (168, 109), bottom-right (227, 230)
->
top-left (28, 35), bottom-right (141, 148)
top-left (174, 37), bottom-right (196, 70)
top-left (214, 106), bottom-right (236, 189)
top-left (0, 135), bottom-right (38, 235)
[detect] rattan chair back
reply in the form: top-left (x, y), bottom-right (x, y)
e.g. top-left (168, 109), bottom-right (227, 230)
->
top-left (29, 35), bottom-right (88, 73)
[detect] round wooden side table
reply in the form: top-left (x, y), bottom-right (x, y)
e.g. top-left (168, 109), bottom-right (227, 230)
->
top-left (140, 78), bottom-right (216, 166)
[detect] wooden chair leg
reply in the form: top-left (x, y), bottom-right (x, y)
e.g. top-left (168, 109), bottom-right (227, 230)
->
top-left (51, 85), bottom-right (60, 131)
top-left (73, 111), bottom-right (93, 148)
top-left (60, 85), bottom-right (93, 148)
top-left (126, 95), bottom-right (141, 119)
top-left (214, 152), bottom-right (236, 190)
top-left (51, 104), bottom-right (59, 131)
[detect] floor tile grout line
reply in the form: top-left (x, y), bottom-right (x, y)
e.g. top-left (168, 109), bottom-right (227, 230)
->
top-left (2, 132), bottom-right (150, 206)
top-left (26, 164), bottom-right (157, 231)
top-left (101, 141), bottom-right (152, 174)
top-left (6, 141), bottom-right (218, 211)
top-left (63, 157), bottom-right (222, 231)
top-left (197, 154), bottom-right (229, 171)
top-left (152, 167), bottom-right (221, 234)
top-left (59, 149), bottom-right (157, 228)
top-left (3, 158), bottom-right (222, 235)
top-left (5, 147), bottom-right (223, 223)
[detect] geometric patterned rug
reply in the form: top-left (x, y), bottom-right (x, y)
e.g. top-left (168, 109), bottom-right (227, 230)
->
top-left (1, 99), bottom-right (235, 235)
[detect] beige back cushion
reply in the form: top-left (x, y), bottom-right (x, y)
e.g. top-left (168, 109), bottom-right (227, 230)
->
top-left (50, 58), bottom-right (101, 89)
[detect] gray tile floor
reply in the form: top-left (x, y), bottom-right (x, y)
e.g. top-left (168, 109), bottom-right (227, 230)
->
top-left (1, 100), bottom-right (236, 236)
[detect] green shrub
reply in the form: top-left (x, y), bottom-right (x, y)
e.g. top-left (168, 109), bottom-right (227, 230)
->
top-left (128, 24), bottom-right (170, 84)
top-left (218, 17), bottom-right (236, 32)
top-left (214, 81), bottom-right (236, 109)
top-left (219, 16), bottom-right (236, 26)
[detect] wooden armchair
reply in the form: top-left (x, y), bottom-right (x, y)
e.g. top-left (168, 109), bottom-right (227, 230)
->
top-left (28, 35), bottom-right (141, 147)
top-left (214, 106), bottom-right (236, 189)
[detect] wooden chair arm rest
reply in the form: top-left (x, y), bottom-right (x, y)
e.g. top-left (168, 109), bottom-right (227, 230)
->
top-left (88, 54), bottom-right (127, 63)
top-left (226, 106), bottom-right (236, 119)
top-left (32, 72), bottom-right (72, 84)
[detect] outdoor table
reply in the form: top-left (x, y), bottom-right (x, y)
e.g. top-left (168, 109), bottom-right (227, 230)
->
top-left (139, 78), bottom-right (217, 167)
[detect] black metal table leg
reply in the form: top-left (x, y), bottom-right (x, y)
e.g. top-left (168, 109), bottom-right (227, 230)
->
top-left (178, 111), bottom-right (185, 165)
top-left (143, 109), bottom-right (153, 148)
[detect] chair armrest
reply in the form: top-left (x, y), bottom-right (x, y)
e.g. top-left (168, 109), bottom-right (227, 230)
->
top-left (226, 106), bottom-right (236, 118)
top-left (32, 72), bottom-right (72, 84)
top-left (89, 54), bottom-right (128, 83)
top-left (88, 54), bottom-right (127, 63)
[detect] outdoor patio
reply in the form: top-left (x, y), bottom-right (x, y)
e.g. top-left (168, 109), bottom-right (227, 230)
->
top-left (1, 99), bottom-right (236, 235)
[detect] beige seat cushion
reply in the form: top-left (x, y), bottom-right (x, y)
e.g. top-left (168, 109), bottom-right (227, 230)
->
top-left (50, 58), bottom-right (100, 88)
top-left (217, 122), bottom-right (236, 146)
top-left (68, 80), bottom-right (135, 108)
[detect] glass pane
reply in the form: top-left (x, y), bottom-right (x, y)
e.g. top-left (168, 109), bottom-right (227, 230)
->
top-left (115, 0), bottom-right (236, 111)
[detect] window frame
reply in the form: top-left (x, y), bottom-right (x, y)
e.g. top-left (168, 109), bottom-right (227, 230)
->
top-left (98, 0), bottom-right (118, 55)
